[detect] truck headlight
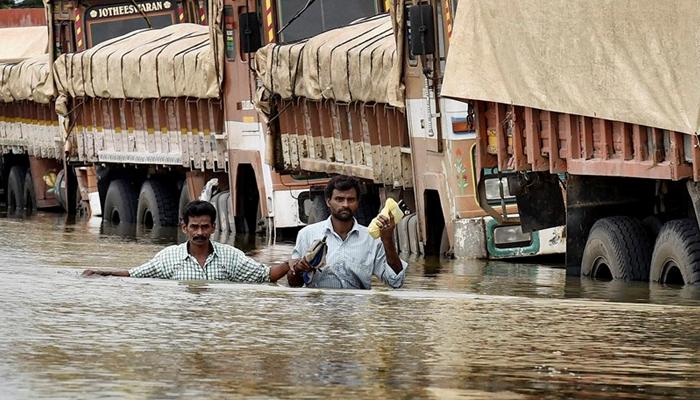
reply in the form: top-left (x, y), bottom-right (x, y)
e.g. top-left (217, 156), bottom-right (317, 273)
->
top-left (493, 225), bottom-right (531, 248)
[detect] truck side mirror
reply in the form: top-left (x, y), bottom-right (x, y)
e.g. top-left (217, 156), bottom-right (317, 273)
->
top-left (239, 12), bottom-right (262, 54)
top-left (408, 4), bottom-right (435, 56)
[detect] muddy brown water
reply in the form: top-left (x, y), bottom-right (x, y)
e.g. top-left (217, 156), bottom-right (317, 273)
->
top-left (0, 213), bottom-right (699, 399)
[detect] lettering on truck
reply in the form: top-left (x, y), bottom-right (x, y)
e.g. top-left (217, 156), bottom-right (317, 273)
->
top-left (87, 1), bottom-right (172, 19)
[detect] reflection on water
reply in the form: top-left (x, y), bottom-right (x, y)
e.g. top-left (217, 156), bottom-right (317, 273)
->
top-left (0, 212), bottom-right (699, 399)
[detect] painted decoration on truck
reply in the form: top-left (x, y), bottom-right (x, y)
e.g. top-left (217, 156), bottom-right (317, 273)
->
top-left (453, 147), bottom-right (469, 193)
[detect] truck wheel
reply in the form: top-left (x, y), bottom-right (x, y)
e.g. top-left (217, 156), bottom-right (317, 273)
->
top-left (396, 212), bottom-right (411, 253)
top-left (178, 182), bottom-right (191, 225)
top-left (23, 171), bottom-right (37, 214)
top-left (103, 180), bottom-right (137, 225)
top-left (137, 180), bottom-right (178, 228)
top-left (407, 214), bottom-right (420, 255)
top-left (650, 219), bottom-right (700, 285)
top-left (209, 192), bottom-right (223, 233)
top-left (7, 166), bottom-right (26, 212)
top-left (642, 215), bottom-right (664, 238)
top-left (217, 191), bottom-right (231, 234)
top-left (581, 216), bottom-right (651, 281)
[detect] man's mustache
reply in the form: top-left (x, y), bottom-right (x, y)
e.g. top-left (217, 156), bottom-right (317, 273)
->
top-left (193, 236), bottom-right (207, 241)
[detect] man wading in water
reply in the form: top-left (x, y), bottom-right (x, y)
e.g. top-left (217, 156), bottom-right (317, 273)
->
top-left (287, 175), bottom-right (406, 289)
top-left (83, 200), bottom-right (292, 282)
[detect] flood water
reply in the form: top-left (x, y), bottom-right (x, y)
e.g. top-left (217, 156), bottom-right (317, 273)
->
top-left (1, 213), bottom-right (699, 399)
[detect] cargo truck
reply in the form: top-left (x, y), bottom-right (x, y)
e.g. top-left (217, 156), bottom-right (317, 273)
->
top-left (0, 8), bottom-right (63, 213)
top-left (251, 0), bottom-right (565, 258)
top-left (442, 0), bottom-right (700, 284)
top-left (1, 1), bottom-right (384, 238)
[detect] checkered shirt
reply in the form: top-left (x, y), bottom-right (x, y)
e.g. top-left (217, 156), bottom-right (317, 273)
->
top-left (292, 217), bottom-right (407, 289)
top-left (129, 241), bottom-right (270, 283)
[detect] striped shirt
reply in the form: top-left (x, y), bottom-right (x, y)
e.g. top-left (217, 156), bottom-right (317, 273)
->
top-left (129, 241), bottom-right (270, 283)
top-left (293, 217), bottom-right (407, 289)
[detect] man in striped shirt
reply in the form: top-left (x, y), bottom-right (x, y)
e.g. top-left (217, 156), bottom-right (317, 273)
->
top-left (82, 200), bottom-right (291, 282)
top-left (287, 175), bottom-right (407, 289)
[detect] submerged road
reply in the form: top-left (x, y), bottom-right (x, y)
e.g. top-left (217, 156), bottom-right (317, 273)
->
top-left (0, 213), bottom-right (698, 399)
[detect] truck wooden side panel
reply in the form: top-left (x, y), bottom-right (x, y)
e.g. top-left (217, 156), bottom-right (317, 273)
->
top-left (475, 101), bottom-right (697, 182)
top-left (0, 101), bottom-right (61, 158)
top-left (70, 97), bottom-right (226, 170)
top-left (274, 98), bottom-right (413, 187)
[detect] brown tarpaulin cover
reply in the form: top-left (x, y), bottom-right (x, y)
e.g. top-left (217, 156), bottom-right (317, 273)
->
top-left (442, 0), bottom-right (700, 135)
top-left (0, 25), bottom-right (53, 103)
top-left (53, 23), bottom-right (221, 108)
top-left (255, 13), bottom-right (403, 108)
top-left (0, 26), bottom-right (48, 63)
top-left (0, 55), bottom-right (54, 104)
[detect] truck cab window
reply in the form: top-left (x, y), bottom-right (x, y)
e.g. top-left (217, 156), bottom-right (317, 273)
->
top-left (84, 1), bottom-right (178, 48)
top-left (276, 0), bottom-right (379, 43)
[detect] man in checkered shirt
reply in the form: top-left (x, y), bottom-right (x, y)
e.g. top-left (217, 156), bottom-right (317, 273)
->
top-left (83, 200), bottom-right (291, 282)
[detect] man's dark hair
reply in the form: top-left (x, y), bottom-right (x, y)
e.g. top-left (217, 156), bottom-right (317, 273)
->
top-left (324, 175), bottom-right (361, 199)
top-left (182, 200), bottom-right (217, 225)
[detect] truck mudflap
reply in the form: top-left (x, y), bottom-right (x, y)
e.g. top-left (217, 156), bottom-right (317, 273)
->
top-left (507, 171), bottom-right (565, 233)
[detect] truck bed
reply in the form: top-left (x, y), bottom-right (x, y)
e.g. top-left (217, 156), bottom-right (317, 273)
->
top-left (474, 101), bottom-right (698, 182)
top-left (70, 97), bottom-right (225, 170)
top-left (273, 97), bottom-right (412, 187)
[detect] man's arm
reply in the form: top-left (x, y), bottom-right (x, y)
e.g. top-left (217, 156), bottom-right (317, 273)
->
top-left (82, 269), bottom-right (130, 277)
top-left (378, 214), bottom-right (403, 273)
top-left (372, 214), bottom-right (407, 288)
top-left (84, 249), bottom-right (167, 279)
top-left (268, 261), bottom-right (292, 282)
top-left (229, 248), bottom-right (292, 283)
top-left (287, 233), bottom-right (310, 287)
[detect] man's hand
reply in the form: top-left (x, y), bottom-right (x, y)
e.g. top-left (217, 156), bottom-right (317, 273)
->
top-left (287, 258), bottom-right (313, 287)
top-left (377, 214), bottom-right (403, 274)
top-left (292, 258), bottom-right (313, 273)
top-left (82, 269), bottom-right (130, 277)
top-left (377, 214), bottom-right (396, 243)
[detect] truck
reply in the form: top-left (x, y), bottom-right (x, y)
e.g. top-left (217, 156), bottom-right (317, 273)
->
top-left (0, 8), bottom-right (63, 214)
top-left (442, 0), bottom-right (700, 285)
top-left (251, 0), bottom-right (565, 258)
top-left (1, 1), bottom-right (387, 239)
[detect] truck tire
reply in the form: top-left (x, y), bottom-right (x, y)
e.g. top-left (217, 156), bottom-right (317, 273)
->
top-left (23, 170), bottom-right (36, 214)
top-left (227, 199), bottom-right (236, 237)
top-left (103, 180), bottom-right (137, 225)
top-left (136, 180), bottom-right (178, 228)
top-left (642, 215), bottom-right (664, 238)
top-left (396, 213), bottom-right (411, 253)
top-left (178, 182), bottom-right (191, 225)
top-left (217, 191), bottom-right (231, 234)
top-left (407, 214), bottom-right (420, 255)
top-left (650, 219), bottom-right (700, 285)
top-left (7, 166), bottom-right (26, 211)
top-left (54, 169), bottom-right (66, 210)
top-left (209, 192), bottom-right (222, 232)
top-left (581, 216), bottom-right (651, 281)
